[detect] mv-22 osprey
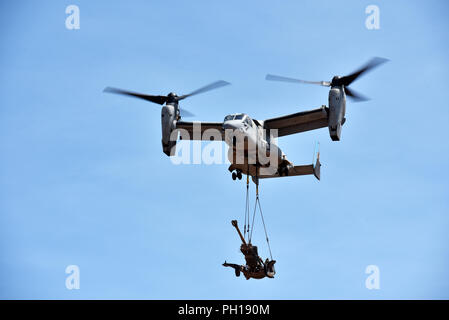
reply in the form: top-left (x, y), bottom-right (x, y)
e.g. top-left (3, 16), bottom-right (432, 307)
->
top-left (104, 57), bottom-right (387, 183)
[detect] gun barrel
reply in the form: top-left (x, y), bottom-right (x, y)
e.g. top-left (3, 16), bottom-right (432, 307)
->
top-left (231, 220), bottom-right (247, 245)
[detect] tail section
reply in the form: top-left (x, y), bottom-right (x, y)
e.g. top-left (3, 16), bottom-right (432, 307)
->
top-left (257, 143), bottom-right (321, 181)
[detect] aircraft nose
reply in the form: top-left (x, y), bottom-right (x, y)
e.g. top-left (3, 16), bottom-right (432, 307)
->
top-left (222, 121), bottom-right (239, 130)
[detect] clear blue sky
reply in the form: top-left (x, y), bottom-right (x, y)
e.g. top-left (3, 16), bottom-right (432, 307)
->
top-left (1, 0), bottom-right (448, 299)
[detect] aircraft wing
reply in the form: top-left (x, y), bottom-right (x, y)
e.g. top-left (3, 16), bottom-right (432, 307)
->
top-left (175, 121), bottom-right (224, 141)
top-left (262, 106), bottom-right (329, 137)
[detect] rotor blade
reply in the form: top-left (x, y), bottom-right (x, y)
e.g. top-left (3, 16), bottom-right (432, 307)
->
top-left (338, 57), bottom-right (389, 87)
top-left (103, 87), bottom-right (167, 105)
top-left (178, 80), bottom-right (231, 100)
top-left (265, 74), bottom-right (330, 86)
top-left (344, 87), bottom-right (369, 102)
top-left (179, 108), bottom-right (195, 118)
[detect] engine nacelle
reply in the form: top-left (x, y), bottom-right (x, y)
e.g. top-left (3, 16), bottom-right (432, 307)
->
top-left (161, 104), bottom-right (177, 156)
top-left (328, 86), bottom-right (346, 141)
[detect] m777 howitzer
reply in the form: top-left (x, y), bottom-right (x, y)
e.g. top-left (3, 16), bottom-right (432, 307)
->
top-left (223, 220), bottom-right (276, 280)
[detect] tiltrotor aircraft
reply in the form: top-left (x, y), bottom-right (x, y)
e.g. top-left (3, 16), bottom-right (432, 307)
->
top-left (104, 57), bottom-right (387, 183)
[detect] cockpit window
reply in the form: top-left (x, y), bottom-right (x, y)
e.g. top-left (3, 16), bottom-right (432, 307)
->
top-left (234, 114), bottom-right (244, 120)
top-left (244, 117), bottom-right (253, 127)
top-left (224, 115), bottom-right (234, 121)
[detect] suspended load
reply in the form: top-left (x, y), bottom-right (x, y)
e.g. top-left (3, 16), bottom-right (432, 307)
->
top-left (223, 220), bottom-right (276, 280)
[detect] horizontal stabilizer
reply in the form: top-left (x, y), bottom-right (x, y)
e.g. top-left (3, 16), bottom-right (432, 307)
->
top-left (258, 156), bottom-right (321, 180)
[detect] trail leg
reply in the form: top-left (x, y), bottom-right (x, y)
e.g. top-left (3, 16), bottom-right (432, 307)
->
top-left (223, 262), bottom-right (242, 277)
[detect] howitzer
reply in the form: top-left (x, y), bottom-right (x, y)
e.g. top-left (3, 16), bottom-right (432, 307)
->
top-left (231, 220), bottom-right (261, 270)
top-left (224, 220), bottom-right (276, 280)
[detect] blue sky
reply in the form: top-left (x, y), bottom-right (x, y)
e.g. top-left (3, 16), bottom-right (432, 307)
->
top-left (1, 0), bottom-right (448, 299)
